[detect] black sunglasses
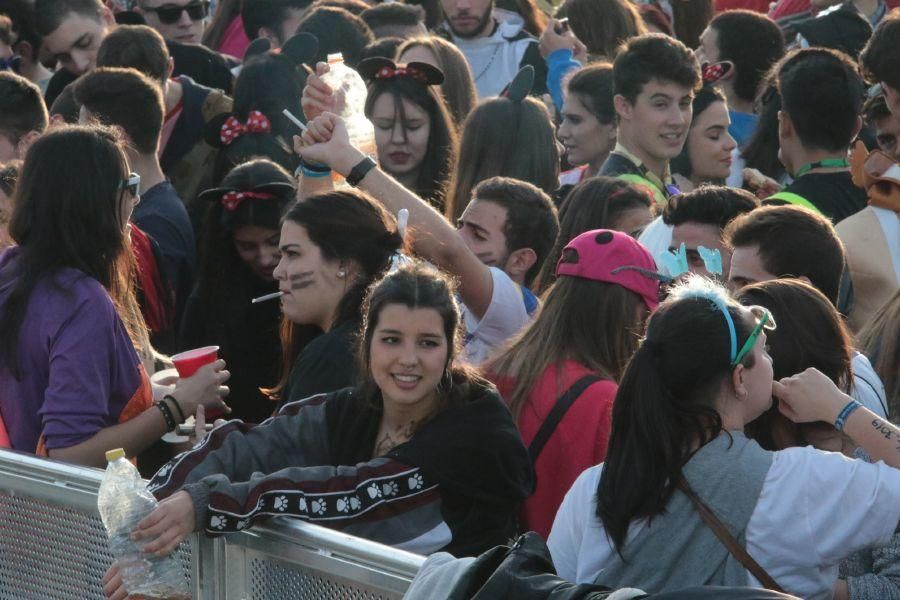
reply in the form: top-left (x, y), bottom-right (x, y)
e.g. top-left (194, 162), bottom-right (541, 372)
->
top-left (142, 0), bottom-right (209, 24)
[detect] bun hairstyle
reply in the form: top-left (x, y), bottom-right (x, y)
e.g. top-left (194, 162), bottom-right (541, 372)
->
top-left (358, 57), bottom-right (458, 211)
top-left (205, 33), bottom-right (320, 185)
top-left (282, 189), bottom-right (407, 330)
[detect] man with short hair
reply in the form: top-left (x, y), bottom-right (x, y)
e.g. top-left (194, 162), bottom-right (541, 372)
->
top-left (863, 92), bottom-right (900, 161)
top-left (724, 204), bottom-right (889, 417)
top-left (297, 116), bottom-right (559, 363)
top-left (0, 0), bottom-right (52, 90)
top-left (860, 11), bottom-right (900, 117)
top-left (0, 71), bottom-right (47, 161)
top-left (662, 185), bottom-right (759, 280)
top-left (134, 0), bottom-right (208, 45)
top-left (296, 6), bottom-right (373, 67)
top-left (241, 0), bottom-right (312, 48)
top-left (696, 11), bottom-right (785, 148)
top-left (435, 0), bottom-right (547, 98)
top-left (74, 66), bottom-right (195, 344)
top-left (764, 48), bottom-right (868, 223)
top-left (599, 34), bottom-right (701, 207)
top-left (36, 0), bottom-right (232, 107)
top-left (360, 3), bottom-right (426, 39)
top-left (96, 25), bottom-right (232, 210)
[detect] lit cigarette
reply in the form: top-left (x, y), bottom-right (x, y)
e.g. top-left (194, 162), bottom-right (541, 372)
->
top-left (251, 291), bottom-right (285, 304)
top-left (282, 109), bottom-right (308, 132)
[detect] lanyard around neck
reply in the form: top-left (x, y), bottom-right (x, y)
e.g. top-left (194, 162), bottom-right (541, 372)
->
top-left (795, 158), bottom-right (850, 178)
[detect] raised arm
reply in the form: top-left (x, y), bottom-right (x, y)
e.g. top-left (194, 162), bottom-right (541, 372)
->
top-left (295, 113), bottom-right (496, 318)
top-left (774, 367), bottom-right (900, 468)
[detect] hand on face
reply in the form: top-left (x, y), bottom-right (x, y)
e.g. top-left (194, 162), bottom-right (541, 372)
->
top-left (773, 367), bottom-right (847, 425)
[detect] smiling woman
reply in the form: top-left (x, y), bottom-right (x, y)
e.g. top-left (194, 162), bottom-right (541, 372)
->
top-left (105, 263), bottom-right (533, 589)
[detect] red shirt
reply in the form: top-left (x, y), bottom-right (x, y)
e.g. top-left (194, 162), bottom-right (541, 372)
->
top-left (490, 361), bottom-right (615, 538)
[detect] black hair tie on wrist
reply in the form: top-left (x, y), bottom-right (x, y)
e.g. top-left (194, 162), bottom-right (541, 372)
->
top-left (164, 394), bottom-right (186, 423)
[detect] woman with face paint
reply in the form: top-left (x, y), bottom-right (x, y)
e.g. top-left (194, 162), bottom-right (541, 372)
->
top-left (271, 188), bottom-right (406, 410)
top-left (180, 159), bottom-right (295, 424)
top-left (101, 264), bottom-right (532, 599)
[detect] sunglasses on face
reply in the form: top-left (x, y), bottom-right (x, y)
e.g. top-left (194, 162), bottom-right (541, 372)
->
top-left (121, 172), bottom-right (141, 198)
top-left (142, 0), bottom-right (209, 24)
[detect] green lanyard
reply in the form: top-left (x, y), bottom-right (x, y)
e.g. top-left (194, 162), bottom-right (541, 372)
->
top-left (794, 158), bottom-right (850, 178)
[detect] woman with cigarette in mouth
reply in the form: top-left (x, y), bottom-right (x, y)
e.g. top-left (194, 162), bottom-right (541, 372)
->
top-left (179, 159), bottom-right (295, 424)
top-left (272, 188), bottom-right (405, 410)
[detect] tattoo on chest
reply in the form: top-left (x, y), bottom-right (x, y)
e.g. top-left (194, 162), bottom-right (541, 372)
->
top-left (373, 419), bottom-right (422, 457)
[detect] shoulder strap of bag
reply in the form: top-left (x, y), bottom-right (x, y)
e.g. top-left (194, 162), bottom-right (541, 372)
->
top-left (677, 479), bottom-right (785, 593)
top-left (528, 374), bottom-right (602, 464)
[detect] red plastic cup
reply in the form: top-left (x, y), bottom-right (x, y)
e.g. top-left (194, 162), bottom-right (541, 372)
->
top-left (170, 346), bottom-right (225, 419)
top-left (171, 346), bottom-right (220, 378)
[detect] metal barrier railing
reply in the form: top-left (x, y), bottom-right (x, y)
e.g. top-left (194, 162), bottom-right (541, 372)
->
top-left (0, 449), bottom-right (423, 600)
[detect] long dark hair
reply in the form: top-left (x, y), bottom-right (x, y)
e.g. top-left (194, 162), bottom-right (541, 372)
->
top-left (364, 75), bottom-right (458, 210)
top-left (489, 275), bottom-right (645, 420)
top-left (193, 159), bottom-right (296, 347)
top-left (209, 50), bottom-right (307, 184)
top-left (356, 261), bottom-right (491, 413)
top-left (536, 177), bottom-right (651, 293)
top-left (741, 78), bottom-right (786, 181)
top-left (737, 279), bottom-right (853, 450)
top-left (271, 190), bottom-right (406, 398)
top-left (597, 277), bottom-right (757, 553)
top-left (445, 96), bottom-right (559, 223)
top-left (0, 125), bottom-right (130, 374)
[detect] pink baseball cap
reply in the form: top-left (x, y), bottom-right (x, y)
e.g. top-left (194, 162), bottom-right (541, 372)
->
top-left (555, 229), bottom-right (661, 311)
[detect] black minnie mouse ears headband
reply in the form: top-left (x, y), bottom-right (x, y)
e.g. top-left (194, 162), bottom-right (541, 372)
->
top-left (244, 32), bottom-right (319, 68)
top-left (499, 65), bottom-right (535, 103)
top-left (357, 57), bottom-right (444, 86)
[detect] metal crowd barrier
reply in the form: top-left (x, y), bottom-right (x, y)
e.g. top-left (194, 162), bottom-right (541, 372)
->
top-left (0, 449), bottom-right (424, 599)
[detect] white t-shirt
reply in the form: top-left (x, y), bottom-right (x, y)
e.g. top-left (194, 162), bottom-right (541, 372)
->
top-left (852, 351), bottom-right (888, 418)
top-left (549, 447), bottom-right (900, 599)
top-left (461, 267), bottom-right (530, 365)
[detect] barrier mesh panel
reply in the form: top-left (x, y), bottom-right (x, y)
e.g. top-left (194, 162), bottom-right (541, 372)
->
top-left (0, 491), bottom-right (192, 600)
top-left (248, 556), bottom-right (398, 600)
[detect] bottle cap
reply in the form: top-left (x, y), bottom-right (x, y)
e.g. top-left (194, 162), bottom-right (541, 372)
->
top-left (327, 53), bottom-right (344, 65)
top-left (105, 448), bottom-right (126, 462)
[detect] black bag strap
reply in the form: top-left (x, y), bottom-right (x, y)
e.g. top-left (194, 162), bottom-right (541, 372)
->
top-left (528, 374), bottom-right (602, 464)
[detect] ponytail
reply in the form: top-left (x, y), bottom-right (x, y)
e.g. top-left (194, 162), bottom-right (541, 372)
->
top-left (596, 277), bottom-right (756, 553)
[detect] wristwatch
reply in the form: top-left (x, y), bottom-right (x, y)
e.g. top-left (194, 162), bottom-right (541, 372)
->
top-left (346, 156), bottom-right (377, 187)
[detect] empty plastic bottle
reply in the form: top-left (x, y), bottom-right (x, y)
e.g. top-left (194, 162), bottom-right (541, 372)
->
top-left (97, 448), bottom-right (189, 599)
top-left (321, 52), bottom-right (376, 184)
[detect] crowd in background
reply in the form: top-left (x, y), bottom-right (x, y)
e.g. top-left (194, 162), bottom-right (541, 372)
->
top-left (1, 0), bottom-right (900, 596)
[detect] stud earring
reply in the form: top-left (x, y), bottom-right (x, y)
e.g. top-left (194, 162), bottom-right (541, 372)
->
top-left (337, 270), bottom-right (346, 278)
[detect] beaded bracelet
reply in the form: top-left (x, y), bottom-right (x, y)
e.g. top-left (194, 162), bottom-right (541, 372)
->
top-left (834, 399), bottom-right (862, 432)
top-left (155, 400), bottom-right (177, 432)
top-left (163, 394), bottom-right (186, 423)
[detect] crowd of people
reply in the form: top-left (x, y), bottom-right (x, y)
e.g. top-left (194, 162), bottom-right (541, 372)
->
top-left (0, 0), bottom-right (899, 597)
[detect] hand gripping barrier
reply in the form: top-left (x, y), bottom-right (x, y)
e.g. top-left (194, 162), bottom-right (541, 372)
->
top-left (0, 449), bottom-right (424, 599)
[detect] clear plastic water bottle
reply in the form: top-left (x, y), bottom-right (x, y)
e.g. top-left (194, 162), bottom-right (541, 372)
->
top-left (321, 52), bottom-right (376, 184)
top-left (97, 448), bottom-right (189, 599)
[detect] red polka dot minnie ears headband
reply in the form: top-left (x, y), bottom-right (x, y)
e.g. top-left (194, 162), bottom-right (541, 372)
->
top-left (198, 182), bottom-right (296, 212)
top-left (357, 57), bottom-right (445, 86)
